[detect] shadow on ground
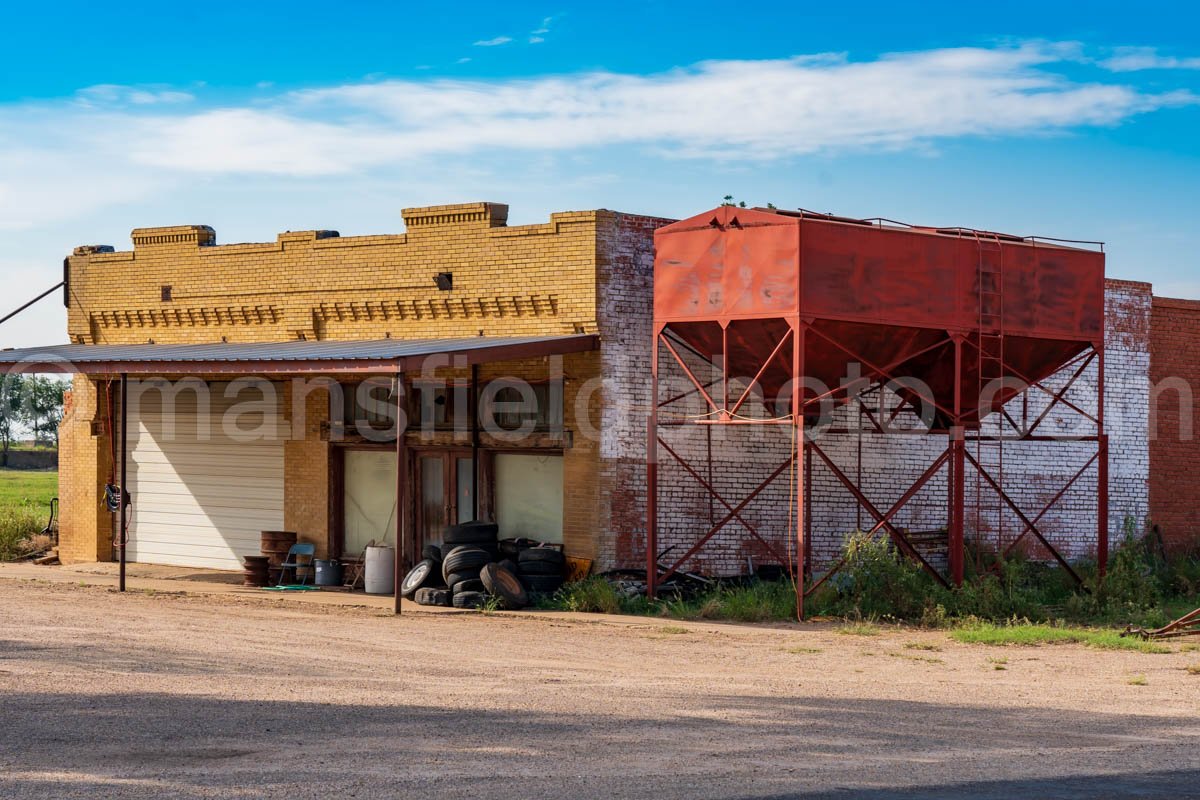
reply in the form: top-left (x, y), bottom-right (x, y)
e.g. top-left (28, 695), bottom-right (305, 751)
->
top-left (0, 689), bottom-right (1195, 800)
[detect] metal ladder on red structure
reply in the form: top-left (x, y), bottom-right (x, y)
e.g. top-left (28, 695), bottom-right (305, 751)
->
top-left (974, 231), bottom-right (1006, 563)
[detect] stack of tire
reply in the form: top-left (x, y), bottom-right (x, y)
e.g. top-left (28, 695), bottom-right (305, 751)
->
top-left (517, 546), bottom-right (566, 599)
top-left (442, 545), bottom-right (493, 609)
top-left (404, 521), bottom-right (531, 610)
top-left (405, 544), bottom-right (450, 607)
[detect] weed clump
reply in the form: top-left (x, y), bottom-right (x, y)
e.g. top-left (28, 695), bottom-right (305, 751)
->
top-left (0, 505), bottom-right (45, 561)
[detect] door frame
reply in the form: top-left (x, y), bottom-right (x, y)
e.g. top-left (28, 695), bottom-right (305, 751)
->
top-left (412, 446), bottom-right (476, 549)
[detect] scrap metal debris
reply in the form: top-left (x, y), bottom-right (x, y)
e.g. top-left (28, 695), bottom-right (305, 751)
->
top-left (1122, 607), bottom-right (1200, 640)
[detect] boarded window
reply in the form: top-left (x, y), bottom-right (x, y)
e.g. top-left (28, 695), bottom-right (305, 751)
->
top-left (494, 454), bottom-right (563, 543)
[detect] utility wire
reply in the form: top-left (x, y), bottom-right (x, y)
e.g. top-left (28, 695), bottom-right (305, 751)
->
top-left (0, 282), bottom-right (64, 327)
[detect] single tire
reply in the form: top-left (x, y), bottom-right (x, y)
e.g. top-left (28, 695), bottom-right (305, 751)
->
top-left (414, 587), bottom-right (451, 607)
top-left (522, 574), bottom-right (564, 594)
top-left (444, 570), bottom-right (482, 590)
top-left (421, 544), bottom-right (442, 563)
top-left (444, 521), bottom-right (499, 545)
top-left (400, 559), bottom-right (436, 598)
top-left (481, 562), bottom-right (528, 609)
top-left (518, 547), bottom-right (565, 566)
top-left (450, 542), bottom-right (500, 561)
top-left (499, 537), bottom-right (539, 559)
top-left (518, 560), bottom-right (563, 577)
top-left (452, 590), bottom-right (489, 609)
top-left (451, 578), bottom-right (486, 594)
top-left (498, 558), bottom-right (519, 575)
top-left (442, 546), bottom-right (492, 581)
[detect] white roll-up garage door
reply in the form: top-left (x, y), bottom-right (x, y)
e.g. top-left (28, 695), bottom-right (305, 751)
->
top-left (126, 379), bottom-right (285, 570)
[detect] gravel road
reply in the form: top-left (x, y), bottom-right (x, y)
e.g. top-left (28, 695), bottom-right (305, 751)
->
top-left (0, 580), bottom-right (1197, 799)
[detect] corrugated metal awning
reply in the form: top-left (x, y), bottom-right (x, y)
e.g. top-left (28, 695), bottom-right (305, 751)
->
top-left (0, 334), bottom-right (598, 375)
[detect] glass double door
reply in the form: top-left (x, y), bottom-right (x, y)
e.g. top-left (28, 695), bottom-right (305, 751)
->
top-left (416, 451), bottom-right (475, 553)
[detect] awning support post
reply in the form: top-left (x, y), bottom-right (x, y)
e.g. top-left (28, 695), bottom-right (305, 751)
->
top-left (394, 366), bottom-right (408, 615)
top-left (119, 372), bottom-right (128, 593)
top-left (470, 363), bottom-right (480, 521)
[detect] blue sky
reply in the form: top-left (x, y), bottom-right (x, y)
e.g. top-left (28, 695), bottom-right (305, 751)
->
top-left (2, 1), bottom-right (1199, 346)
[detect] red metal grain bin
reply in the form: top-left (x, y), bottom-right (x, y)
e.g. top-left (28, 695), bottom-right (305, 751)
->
top-left (653, 206), bottom-right (1105, 428)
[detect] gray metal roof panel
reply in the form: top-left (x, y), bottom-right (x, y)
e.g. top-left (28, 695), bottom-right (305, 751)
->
top-left (0, 334), bottom-right (597, 369)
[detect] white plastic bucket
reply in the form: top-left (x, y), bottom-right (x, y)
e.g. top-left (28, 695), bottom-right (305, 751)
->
top-left (364, 545), bottom-right (395, 595)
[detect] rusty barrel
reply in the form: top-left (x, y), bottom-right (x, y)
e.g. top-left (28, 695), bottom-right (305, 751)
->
top-left (261, 531), bottom-right (297, 563)
top-left (242, 555), bottom-right (271, 587)
top-left (261, 531), bottom-right (298, 585)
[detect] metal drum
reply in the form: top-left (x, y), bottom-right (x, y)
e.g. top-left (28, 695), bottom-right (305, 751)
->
top-left (364, 545), bottom-right (395, 595)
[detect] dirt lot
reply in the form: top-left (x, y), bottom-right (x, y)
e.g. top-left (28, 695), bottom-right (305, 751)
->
top-left (0, 579), bottom-right (1197, 799)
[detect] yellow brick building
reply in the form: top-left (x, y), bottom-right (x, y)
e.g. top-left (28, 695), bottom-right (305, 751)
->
top-left (47, 202), bottom-right (670, 574)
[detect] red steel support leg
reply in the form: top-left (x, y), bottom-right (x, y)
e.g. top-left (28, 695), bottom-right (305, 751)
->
top-left (721, 322), bottom-right (729, 417)
top-left (949, 433), bottom-right (966, 586)
top-left (949, 335), bottom-right (965, 586)
top-left (804, 441), bottom-right (813, 582)
top-left (1098, 434), bottom-right (1109, 579)
top-left (1097, 344), bottom-right (1108, 579)
top-left (647, 330), bottom-right (660, 599)
top-left (792, 322), bottom-right (806, 620)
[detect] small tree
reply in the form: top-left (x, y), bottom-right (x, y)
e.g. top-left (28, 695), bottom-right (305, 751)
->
top-left (0, 374), bottom-right (26, 464)
top-left (24, 376), bottom-right (65, 447)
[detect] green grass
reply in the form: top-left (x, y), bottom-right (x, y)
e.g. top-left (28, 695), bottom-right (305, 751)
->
top-left (549, 576), bottom-right (624, 614)
top-left (837, 622), bottom-right (881, 637)
top-left (0, 469), bottom-right (57, 508)
top-left (888, 651), bottom-right (944, 664)
top-left (950, 622), bottom-right (1172, 654)
top-left (0, 469), bottom-right (57, 561)
top-left (656, 580), bottom-right (798, 622)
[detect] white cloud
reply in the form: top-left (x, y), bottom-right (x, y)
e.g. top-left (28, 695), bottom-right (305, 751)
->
top-left (76, 84), bottom-right (195, 107)
top-left (254, 44), bottom-right (1190, 169)
top-left (0, 43), bottom-right (1194, 222)
top-left (530, 15), bottom-right (553, 42)
top-left (1100, 47), bottom-right (1200, 72)
top-left (473, 36), bottom-right (512, 47)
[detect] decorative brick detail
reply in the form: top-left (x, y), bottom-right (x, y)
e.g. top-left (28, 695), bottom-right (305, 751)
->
top-left (131, 225), bottom-right (216, 248)
top-left (402, 202), bottom-right (508, 229)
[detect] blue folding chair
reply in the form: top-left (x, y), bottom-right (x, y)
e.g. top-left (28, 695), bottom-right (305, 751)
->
top-left (277, 543), bottom-right (316, 587)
